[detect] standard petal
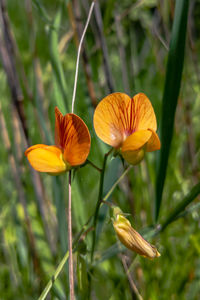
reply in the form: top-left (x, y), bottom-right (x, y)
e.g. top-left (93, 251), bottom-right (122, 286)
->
top-left (25, 144), bottom-right (67, 174)
top-left (93, 93), bottom-right (133, 148)
top-left (63, 114), bottom-right (91, 166)
top-left (132, 93), bottom-right (157, 131)
top-left (146, 129), bottom-right (161, 152)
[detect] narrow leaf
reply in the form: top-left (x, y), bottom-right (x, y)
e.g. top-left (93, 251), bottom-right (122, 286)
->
top-left (49, 9), bottom-right (69, 112)
top-left (155, 0), bottom-right (189, 220)
top-left (161, 181), bottom-right (200, 232)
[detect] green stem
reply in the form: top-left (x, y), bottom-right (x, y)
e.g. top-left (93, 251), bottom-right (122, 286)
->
top-left (143, 183), bottom-right (200, 240)
top-left (38, 217), bottom-right (93, 300)
top-left (159, 181), bottom-right (200, 233)
top-left (86, 159), bottom-right (102, 172)
top-left (38, 251), bottom-right (69, 300)
top-left (90, 148), bottom-right (113, 262)
top-left (103, 166), bottom-right (132, 202)
top-left (38, 164), bottom-right (132, 300)
top-left (68, 171), bottom-right (75, 300)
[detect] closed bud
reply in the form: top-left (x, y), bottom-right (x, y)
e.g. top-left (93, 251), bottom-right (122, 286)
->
top-left (112, 207), bottom-right (160, 259)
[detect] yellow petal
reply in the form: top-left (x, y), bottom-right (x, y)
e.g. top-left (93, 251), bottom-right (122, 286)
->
top-left (25, 144), bottom-right (67, 174)
top-left (121, 148), bottom-right (145, 165)
top-left (113, 213), bottom-right (160, 259)
top-left (121, 130), bottom-right (152, 165)
top-left (121, 130), bottom-right (152, 152)
top-left (146, 129), bottom-right (161, 152)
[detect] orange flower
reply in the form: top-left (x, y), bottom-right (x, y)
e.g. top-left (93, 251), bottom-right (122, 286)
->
top-left (93, 92), bottom-right (160, 165)
top-left (25, 107), bottom-right (91, 175)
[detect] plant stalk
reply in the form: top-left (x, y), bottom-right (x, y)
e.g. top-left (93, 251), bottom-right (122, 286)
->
top-left (68, 170), bottom-right (75, 300)
top-left (71, 1), bottom-right (95, 113)
top-left (38, 165), bottom-right (133, 300)
top-left (90, 148), bottom-right (113, 262)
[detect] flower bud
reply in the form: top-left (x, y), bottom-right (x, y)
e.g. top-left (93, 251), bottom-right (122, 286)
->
top-left (112, 207), bottom-right (160, 259)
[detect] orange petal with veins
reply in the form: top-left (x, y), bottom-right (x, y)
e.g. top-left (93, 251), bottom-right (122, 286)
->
top-left (25, 144), bottom-right (67, 174)
top-left (55, 107), bottom-right (65, 149)
top-left (146, 129), bottom-right (161, 152)
top-left (93, 93), bottom-right (133, 148)
top-left (132, 93), bottom-right (157, 132)
top-left (93, 93), bottom-right (157, 148)
top-left (62, 114), bottom-right (91, 166)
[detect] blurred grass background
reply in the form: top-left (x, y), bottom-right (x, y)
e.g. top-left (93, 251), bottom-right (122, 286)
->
top-left (0, 0), bottom-right (200, 299)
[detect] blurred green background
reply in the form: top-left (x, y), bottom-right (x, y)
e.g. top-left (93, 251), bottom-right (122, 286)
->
top-left (0, 0), bottom-right (200, 299)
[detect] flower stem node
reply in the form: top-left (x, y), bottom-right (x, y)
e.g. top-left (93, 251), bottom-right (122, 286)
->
top-left (112, 207), bottom-right (161, 259)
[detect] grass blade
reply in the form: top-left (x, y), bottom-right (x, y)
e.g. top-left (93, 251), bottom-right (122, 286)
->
top-left (155, 0), bottom-right (189, 221)
top-left (49, 9), bottom-right (69, 112)
top-left (160, 181), bottom-right (200, 232)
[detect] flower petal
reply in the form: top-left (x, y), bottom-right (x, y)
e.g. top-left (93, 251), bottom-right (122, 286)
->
top-left (121, 148), bottom-right (145, 165)
top-left (55, 107), bottom-right (65, 149)
top-left (121, 130), bottom-right (152, 152)
top-left (93, 93), bottom-right (133, 148)
top-left (25, 144), bottom-right (67, 174)
top-left (121, 130), bottom-right (152, 165)
top-left (132, 93), bottom-right (157, 131)
top-left (62, 114), bottom-right (91, 166)
top-left (93, 92), bottom-right (157, 148)
top-left (146, 129), bottom-right (161, 152)
top-left (113, 212), bottom-right (160, 259)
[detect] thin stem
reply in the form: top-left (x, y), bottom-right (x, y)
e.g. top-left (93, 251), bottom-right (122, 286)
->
top-left (39, 166), bottom-right (199, 300)
top-left (90, 148), bottom-right (113, 262)
top-left (108, 251), bottom-right (138, 300)
top-left (38, 217), bottom-right (94, 300)
top-left (68, 171), bottom-right (74, 300)
top-left (103, 166), bottom-right (132, 202)
top-left (38, 251), bottom-right (69, 300)
top-left (38, 165), bottom-right (133, 300)
top-left (71, 1), bottom-right (95, 113)
top-left (86, 159), bottom-right (102, 172)
top-left (68, 3), bottom-right (95, 297)
top-left (120, 254), bottom-right (143, 300)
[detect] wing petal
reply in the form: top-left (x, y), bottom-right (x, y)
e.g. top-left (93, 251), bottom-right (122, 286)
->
top-left (146, 129), bottom-right (161, 152)
top-left (121, 130), bottom-right (152, 165)
top-left (25, 144), bottom-right (67, 174)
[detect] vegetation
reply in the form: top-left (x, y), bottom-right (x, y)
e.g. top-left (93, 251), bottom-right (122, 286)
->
top-left (0, 0), bottom-right (200, 299)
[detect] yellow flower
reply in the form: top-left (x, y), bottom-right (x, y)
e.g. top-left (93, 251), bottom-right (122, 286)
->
top-left (93, 92), bottom-right (160, 165)
top-left (25, 107), bottom-right (91, 175)
top-left (112, 207), bottom-right (160, 259)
